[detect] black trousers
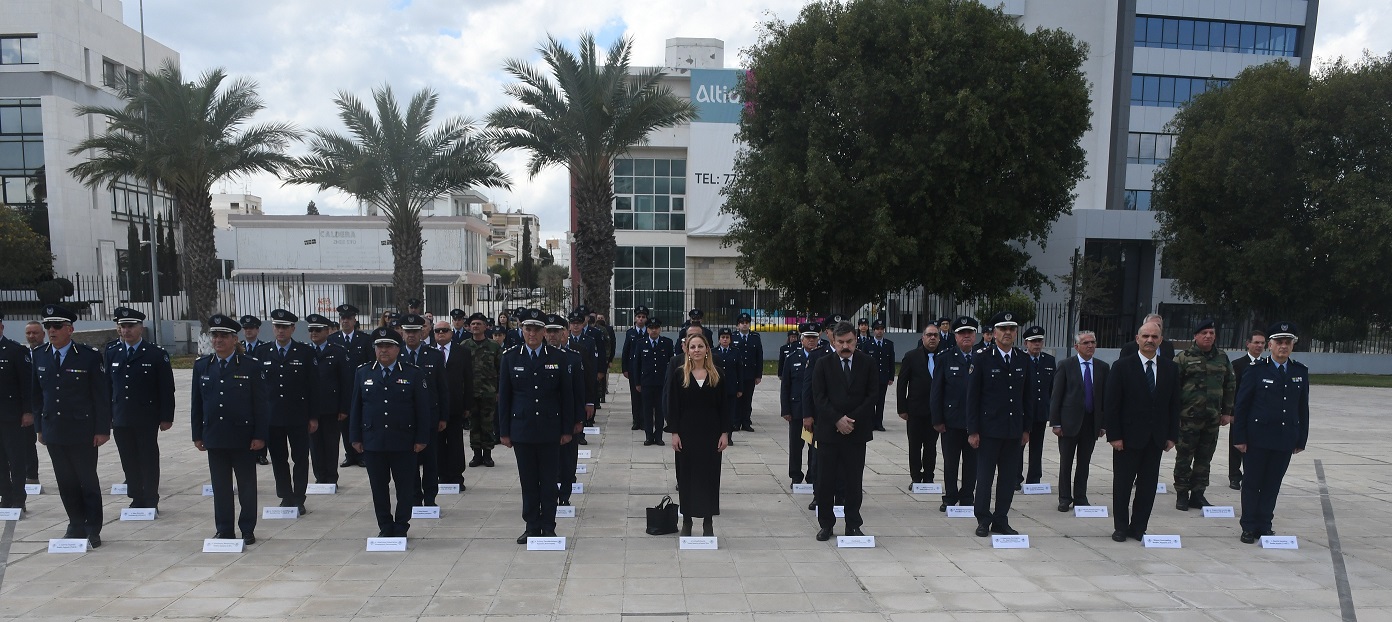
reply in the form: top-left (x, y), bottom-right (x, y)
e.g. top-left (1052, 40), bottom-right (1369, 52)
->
top-left (974, 435), bottom-right (1022, 527)
top-left (559, 437), bottom-right (579, 503)
top-left (268, 424), bottom-right (310, 505)
top-left (47, 442), bottom-right (103, 535)
top-left (513, 441), bottom-right (559, 533)
top-left (640, 386), bottom-right (665, 442)
top-left (1021, 420), bottom-right (1047, 484)
top-left (786, 416), bottom-right (817, 484)
top-left (21, 425), bottom-right (37, 479)
top-left (0, 419), bottom-right (33, 506)
top-left (940, 428), bottom-right (976, 505)
top-left (1229, 441), bottom-right (1244, 483)
top-left (309, 415), bottom-right (341, 484)
top-left (365, 449), bottom-right (419, 536)
top-left (628, 376), bottom-right (642, 427)
top-left (737, 379), bottom-right (757, 427)
top-left (417, 429), bottom-right (440, 505)
top-left (114, 424), bottom-right (161, 507)
top-left (207, 447), bottom-right (257, 536)
top-left (341, 424), bottom-right (362, 465)
top-left (816, 440), bottom-right (866, 531)
top-left (872, 383), bottom-right (888, 428)
top-left (906, 417), bottom-right (938, 483)
top-left (1240, 446), bottom-right (1293, 534)
top-left (438, 417), bottom-right (467, 484)
top-left (1113, 442), bottom-right (1163, 534)
top-left (1057, 426), bottom-right (1098, 504)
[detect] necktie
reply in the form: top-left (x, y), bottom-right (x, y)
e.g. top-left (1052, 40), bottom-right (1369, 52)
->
top-left (410, 350), bottom-right (418, 365)
top-left (382, 367), bottom-right (390, 381)
top-left (219, 359), bottom-right (227, 373)
top-left (927, 353), bottom-right (935, 378)
top-left (842, 358), bottom-right (852, 383)
top-left (279, 347), bottom-right (287, 359)
top-left (1004, 353), bottom-right (1010, 366)
top-left (55, 349), bottom-right (62, 368)
top-left (1082, 361), bottom-right (1093, 413)
top-left (1146, 359), bottom-right (1155, 393)
top-left (127, 346), bottom-right (135, 359)
top-left (1278, 364), bottom-right (1289, 381)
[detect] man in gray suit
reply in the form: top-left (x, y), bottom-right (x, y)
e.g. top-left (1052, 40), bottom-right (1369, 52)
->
top-left (1049, 330), bottom-right (1108, 512)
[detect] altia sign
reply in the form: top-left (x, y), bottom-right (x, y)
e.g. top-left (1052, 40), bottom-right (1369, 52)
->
top-left (691, 69), bottom-right (744, 125)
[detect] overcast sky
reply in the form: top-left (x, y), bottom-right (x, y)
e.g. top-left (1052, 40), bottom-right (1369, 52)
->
top-left (126, 0), bottom-right (1390, 245)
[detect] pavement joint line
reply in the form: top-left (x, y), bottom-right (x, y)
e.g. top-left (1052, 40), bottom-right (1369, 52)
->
top-left (0, 517), bottom-right (13, 592)
top-left (1315, 459), bottom-right (1358, 622)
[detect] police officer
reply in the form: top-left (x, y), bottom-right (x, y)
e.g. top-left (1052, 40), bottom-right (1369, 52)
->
top-left (105, 307), bottom-right (175, 511)
top-left (193, 314), bottom-right (270, 544)
top-left (781, 323), bottom-right (822, 489)
top-left (305, 314), bottom-right (353, 485)
top-left (1233, 321), bottom-right (1309, 544)
top-left (0, 313), bottom-right (33, 511)
top-left (448, 309), bottom-right (470, 344)
top-left (621, 306), bottom-right (650, 431)
top-left (967, 311), bottom-right (1031, 537)
top-left (504, 307), bottom-right (527, 349)
top-left (548, 313), bottom-right (591, 506)
top-left (254, 309), bottom-right (318, 515)
top-left (1020, 326), bottom-right (1055, 487)
top-left (350, 327), bottom-right (433, 538)
top-left (731, 313), bottom-right (763, 432)
top-left (566, 311), bottom-right (599, 444)
top-left (864, 319), bottom-right (895, 432)
top-left (498, 308), bottom-right (576, 543)
top-left (239, 314), bottom-right (265, 354)
top-left (713, 328), bottom-right (745, 437)
top-left (399, 314), bottom-right (447, 506)
top-left (777, 329), bottom-right (798, 377)
top-left (1173, 318), bottom-right (1235, 511)
top-left (31, 305), bottom-right (111, 546)
top-left (931, 316), bottom-right (978, 512)
top-left (405, 298), bottom-right (424, 316)
top-left (328, 304), bottom-right (371, 468)
top-left (462, 313), bottom-right (502, 468)
top-left (681, 308), bottom-right (714, 348)
top-left (635, 317), bottom-right (675, 446)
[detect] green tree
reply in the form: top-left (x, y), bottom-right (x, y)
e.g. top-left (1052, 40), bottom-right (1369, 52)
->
top-left (69, 60), bottom-right (299, 327)
top-left (0, 204), bottom-right (53, 286)
top-left (288, 86), bottom-right (510, 309)
top-left (489, 264), bottom-right (514, 288)
top-left (489, 33), bottom-right (698, 316)
top-left (1153, 54), bottom-right (1392, 328)
top-left (161, 213), bottom-right (180, 295)
top-left (517, 217), bottom-right (535, 289)
top-left (722, 0), bottom-right (1091, 312)
top-left (306, 200), bottom-right (319, 215)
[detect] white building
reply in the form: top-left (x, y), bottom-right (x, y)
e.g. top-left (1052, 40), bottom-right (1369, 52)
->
top-left (211, 192), bottom-right (262, 229)
top-left (482, 203), bottom-right (542, 270)
top-left (0, 0), bottom-right (178, 281)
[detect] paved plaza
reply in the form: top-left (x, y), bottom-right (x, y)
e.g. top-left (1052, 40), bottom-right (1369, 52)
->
top-left (0, 370), bottom-right (1387, 621)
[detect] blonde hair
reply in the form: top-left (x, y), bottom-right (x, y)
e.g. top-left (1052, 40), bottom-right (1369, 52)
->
top-left (680, 333), bottom-right (721, 389)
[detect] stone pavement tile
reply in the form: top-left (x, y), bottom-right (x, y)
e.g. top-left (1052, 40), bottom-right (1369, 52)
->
top-left (1209, 610), bottom-right (1303, 622)
top-left (992, 590), bottom-right (1069, 610)
top-left (816, 611), bottom-right (892, 621)
top-left (0, 596), bottom-right (46, 618)
top-left (245, 579), bottom-right (324, 598)
top-left (1070, 613), bottom-right (1151, 622)
top-left (740, 575), bottom-right (803, 594)
top-left (156, 595), bottom-right (237, 617)
top-left (562, 576), bottom-right (625, 596)
top-left (185, 579), bottom-right (259, 597)
top-left (555, 592), bottom-right (623, 615)
top-left (1049, 590), bottom-right (1127, 610)
top-left (682, 561), bottom-right (739, 577)
top-left (789, 561), bottom-right (852, 577)
top-left (212, 562), bottom-right (281, 581)
top-left (871, 591), bottom-right (943, 612)
top-left (844, 561), bottom-right (912, 577)
top-left (1028, 575), bottom-right (1097, 592)
top-left (746, 592), bottom-right (814, 612)
top-left (420, 594), bottom-right (493, 616)
top-left (1109, 590), bottom-right (1186, 608)
top-left (495, 577), bottom-right (561, 596)
top-left (1082, 573), bottom-right (1154, 591)
top-left (624, 576), bottom-right (684, 595)
top-left (24, 597), bottom-right (109, 617)
top-left (291, 594), bottom-right (369, 617)
top-left (918, 575), bottom-right (985, 593)
top-left (686, 593), bottom-right (753, 613)
top-left (1272, 610), bottom-right (1347, 622)
top-left (356, 594), bottom-right (432, 617)
top-left (735, 560), bottom-right (795, 577)
top-left (1137, 611), bottom-right (1224, 621)
top-left (377, 578), bottom-right (444, 597)
top-left (886, 613), bottom-right (957, 622)
top-left (796, 575), bottom-right (866, 594)
top-left (88, 596), bottom-right (174, 617)
top-left (330, 561), bottom-right (401, 581)
top-left (621, 593), bottom-right (686, 614)
top-left (568, 562), bottom-right (627, 578)
top-left (804, 591), bottom-right (881, 612)
top-left (945, 614), bottom-right (1023, 622)
top-left (628, 561), bottom-right (683, 577)
top-left (858, 575), bottom-right (923, 593)
top-left (1168, 590), bottom-right (1250, 609)
top-left (221, 596), bottom-right (306, 617)
top-left (682, 576), bottom-right (743, 594)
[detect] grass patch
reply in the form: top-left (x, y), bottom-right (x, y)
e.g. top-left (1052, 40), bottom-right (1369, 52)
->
top-left (171, 354), bottom-right (199, 370)
top-left (1309, 374), bottom-right (1392, 388)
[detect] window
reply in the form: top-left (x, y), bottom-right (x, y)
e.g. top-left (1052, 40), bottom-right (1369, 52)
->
top-left (613, 245), bottom-right (686, 325)
top-left (0, 36), bottom-right (38, 65)
top-left (612, 158), bottom-right (687, 231)
top-left (1130, 74), bottom-right (1228, 107)
top-left (109, 177), bottom-right (174, 223)
top-left (1126, 132), bottom-right (1176, 165)
top-left (1135, 16), bottom-right (1301, 56)
top-left (1121, 190), bottom-right (1153, 211)
top-left (0, 99), bottom-right (43, 181)
top-left (102, 59), bottom-right (119, 88)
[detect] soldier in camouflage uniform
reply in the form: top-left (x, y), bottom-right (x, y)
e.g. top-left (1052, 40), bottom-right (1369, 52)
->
top-left (1172, 318), bottom-right (1235, 511)
top-left (461, 313), bottom-right (503, 468)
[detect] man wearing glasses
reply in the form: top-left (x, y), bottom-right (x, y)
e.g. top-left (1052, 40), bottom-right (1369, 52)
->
top-left (1049, 330), bottom-right (1108, 512)
top-left (305, 314), bottom-right (353, 486)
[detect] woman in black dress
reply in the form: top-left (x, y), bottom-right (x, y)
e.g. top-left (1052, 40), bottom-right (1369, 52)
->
top-left (665, 333), bottom-right (734, 536)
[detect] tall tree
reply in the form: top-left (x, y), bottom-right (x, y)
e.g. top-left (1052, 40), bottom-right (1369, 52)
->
top-left (306, 200), bottom-right (319, 215)
top-left (125, 222), bottom-right (148, 299)
top-left (288, 86), bottom-right (510, 309)
top-left (518, 217), bottom-right (535, 289)
top-left (0, 205), bottom-right (53, 286)
top-left (489, 33), bottom-right (698, 316)
top-left (722, 0), bottom-right (1091, 311)
top-left (69, 60), bottom-right (299, 328)
top-left (1153, 54), bottom-right (1392, 332)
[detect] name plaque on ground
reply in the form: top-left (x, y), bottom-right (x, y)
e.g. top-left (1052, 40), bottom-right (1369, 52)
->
top-left (48, 539), bottom-right (87, 553)
top-left (571, 483), bottom-right (583, 494)
top-left (946, 506), bottom-right (975, 518)
top-left (438, 484), bottom-right (461, 494)
top-left (576, 464), bottom-right (588, 474)
top-left (201, 484), bottom-right (215, 496)
top-left (24, 484), bottom-right (40, 495)
top-left (366, 537), bottom-right (407, 552)
top-left (1261, 536), bottom-right (1299, 549)
top-left (679, 537), bottom-right (718, 549)
top-left (1144, 535), bottom-right (1182, 548)
top-left (556, 506), bottom-right (576, 518)
top-left (263, 507), bottom-right (299, 519)
top-left (411, 506), bottom-right (440, 519)
top-left (1156, 483), bottom-right (1168, 493)
top-left (583, 427), bottom-right (601, 435)
top-left (578, 450), bottom-right (592, 459)
top-left (0, 508), bottom-right (20, 521)
top-left (1202, 506), bottom-right (1235, 518)
top-left (911, 483), bottom-right (943, 494)
top-left (792, 484), bottom-right (814, 494)
top-left (815, 506), bottom-right (845, 518)
top-left (837, 535), bottom-right (875, 548)
top-left (306, 484), bottom-right (337, 495)
top-left (992, 535), bottom-right (1030, 549)
top-left (202, 539), bottom-right (244, 553)
top-left (1074, 506), bottom-right (1108, 518)
top-left (527, 537), bottom-right (566, 551)
top-left (1021, 483), bottom-right (1052, 495)
top-left (110, 484), bottom-right (127, 495)
top-left (120, 508), bottom-right (156, 521)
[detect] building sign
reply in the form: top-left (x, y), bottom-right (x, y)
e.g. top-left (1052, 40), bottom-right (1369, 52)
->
top-left (687, 68), bottom-right (744, 237)
top-left (691, 69), bottom-right (743, 125)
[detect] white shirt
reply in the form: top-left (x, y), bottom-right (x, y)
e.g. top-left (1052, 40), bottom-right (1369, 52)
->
top-left (1138, 352), bottom-right (1159, 383)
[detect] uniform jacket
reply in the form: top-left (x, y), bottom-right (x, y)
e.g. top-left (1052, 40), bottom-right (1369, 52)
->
top-left (1232, 358), bottom-right (1309, 452)
top-left (621, 326), bottom-right (647, 375)
top-left (801, 345), bottom-right (833, 410)
top-left (431, 341), bottom-right (473, 424)
top-left (1024, 352), bottom-right (1056, 423)
top-left (0, 336), bottom-right (32, 422)
top-left (31, 342), bottom-right (111, 444)
top-left (1173, 344), bottom-right (1235, 422)
top-left (895, 344), bottom-right (935, 420)
top-left (634, 335), bottom-right (676, 387)
top-left (564, 335), bottom-right (598, 406)
top-left (1104, 354), bottom-right (1181, 449)
top-left (713, 344), bottom-right (744, 387)
top-left (104, 340), bottom-right (175, 427)
top-left (777, 341), bottom-right (798, 377)
top-left (583, 326), bottom-right (608, 368)
top-left (731, 330), bottom-right (764, 380)
top-left (1048, 355), bottom-right (1108, 437)
top-left (252, 341), bottom-right (319, 425)
top-left (349, 362), bottom-right (434, 451)
top-left (461, 338), bottom-right (502, 398)
top-left (401, 345), bottom-right (447, 424)
top-left (191, 353), bottom-right (271, 449)
top-left (862, 337), bottom-right (896, 384)
top-left (560, 347), bottom-right (590, 425)
top-left (327, 329), bottom-right (372, 367)
top-left (779, 346), bottom-right (818, 419)
top-left (965, 347), bottom-right (1031, 439)
top-left (308, 341), bottom-right (354, 417)
top-left (496, 344), bottom-right (577, 443)
top-left (930, 346), bottom-right (974, 430)
top-left (810, 351), bottom-right (877, 444)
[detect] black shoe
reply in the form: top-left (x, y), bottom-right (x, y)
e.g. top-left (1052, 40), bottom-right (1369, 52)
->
top-left (257, 456), bottom-right (270, 465)
top-left (356, 461), bottom-right (366, 467)
top-left (846, 527), bottom-right (865, 537)
top-left (88, 534), bottom-right (101, 549)
top-left (1111, 530), bottom-right (1128, 542)
top-left (540, 529), bottom-right (557, 537)
top-left (379, 530), bottom-right (394, 538)
top-left (975, 525), bottom-right (990, 537)
top-left (298, 505), bottom-right (309, 516)
top-left (815, 528), bottom-right (832, 541)
top-left (1261, 529), bottom-right (1275, 536)
top-left (1129, 530), bottom-right (1145, 541)
top-left (1240, 531), bottom-right (1257, 544)
top-left (1015, 482), bottom-right (1022, 491)
top-left (631, 424), bottom-right (642, 431)
top-left (517, 530), bottom-right (535, 544)
top-left (681, 517), bottom-right (693, 537)
top-left (726, 438), bottom-right (734, 446)
top-left (702, 518), bottom-right (713, 537)
top-left (808, 501), bottom-right (816, 511)
top-left (63, 527), bottom-right (84, 539)
top-left (578, 437), bottom-right (588, 445)
top-left (939, 502), bottom-right (947, 512)
top-left (469, 455), bottom-right (484, 467)
top-left (875, 425), bottom-right (887, 432)
top-left (1175, 492), bottom-right (1190, 511)
top-left (643, 440), bottom-right (654, 446)
top-left (1189, 493), bottom-right (1212, 509)
top-left (340, 459), bottom-right (356, 468)
top-left (1229, 479), bottom-right (1242, 491)
top-left (990, 524), bottom-right (1018, 536)
top-left (214, 532), bottom-right (236, 540)
top-left (654, 439), bottom-right (665, 446)
top-left (741, 425), bottom-right (755, 432)
top-left (925, 478), bottom-right (934, 484)
top-left (791, 475), bottom-right (804, 486)
top-left (243, 533), bottom-right (256, 545)
top-left (1075, 497), bottom-right (1091, 506)
top-left (482, 452), bottom-right (496, 468)
top-left (1058, 501), bottom-right (1071, 512)
top-left (558, 500), bottom-right (571, 506)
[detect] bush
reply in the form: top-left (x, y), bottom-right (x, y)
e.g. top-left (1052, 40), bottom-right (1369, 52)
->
top-left (35, 279), bottom-right (65, 304)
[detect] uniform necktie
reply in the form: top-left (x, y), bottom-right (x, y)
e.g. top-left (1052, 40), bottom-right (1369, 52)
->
top-left (279, 347), bottom-right (287, 359)
top-left (927, 353), bottom-right (935, 378)
top-left (1146, 359), bottom-right (1156, 393)
top-left (1278, 364), bottom-right (1288, 380)
top-left (55, 349), bottom-right (62, 367)
top-left (382, 367), bottom-right (390, 381)
top-left (410, 350), bottom-right (418, 365)
top-left (127, 346), bottom-right (135, 359)
top-left (1004, 352), bottom-right (1010, 366)
top-left (219, 359), bottom-right (227, 373)
top-left (1082, 360), bottom-right (1094, 412)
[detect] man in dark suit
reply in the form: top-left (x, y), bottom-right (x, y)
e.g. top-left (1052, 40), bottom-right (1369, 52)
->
top-left (780, 323), bottom-right (823, 489)
top-left (967, 311), bottom-right (1031, 537)
top-left (897, 324), bottom-right (941, 485)
top-left (193, 315), bottom-right (270, 544)
top-left (105, 307), bottom-right (175, 511)
top-left (1049, 330), bottom-right (1108, 512)
top-left (430, 320), bottom-right (472, 487)
top-left (621, 306), bottom-right (650, 431)
top-left (350, 328), bottom-right (433, 538)
top-left (1105, 321), bottom-right (1180, 543)
top-left (1020, 326), bottom-right (1055, 487)
top-left (328, 303), bottom-right (371, 468)
top-left (1119, 312), bottom-right (1177, 361)
top-left (809, 321), bottom-right (877, 541)
top-left (399, 314), bottom-right (447, 506)
top-left (1228, 329), bottom-right (1265, 490)
top-left (634, 318), bottom-right (675, 446)
top-left (931, 316), bottom-right (979, 512)
top-left (305, 314), bottom-right (354, 486)
top-left (1232, 321), bottom-right (1308, 544)
top-left (864, 319), bottom-right (895, 432)
top-left (253, 309), bottom-right (318, 515)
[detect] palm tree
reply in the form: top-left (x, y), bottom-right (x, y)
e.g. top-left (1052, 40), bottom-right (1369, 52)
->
top-left (69, 60), bottom-right (299, 327)
top-left (287, 86), bottom-right (510, 309)
top-left (488, 33), bottom-right (698, 316)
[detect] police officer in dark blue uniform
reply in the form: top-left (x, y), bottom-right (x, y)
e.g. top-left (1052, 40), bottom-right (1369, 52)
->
top-left (0, 313), bottom-right (33, 511)
top-left (328, 304), bottom-right (371, 468)
top-left (855, 318), bottom-right (871, 347)
top-left (621, 306), bottom-right (650, 430)
top-left (398, 314), bottom-right (447, 506)
top-left (32, 305), bottom-right (112, 546)
top-left (732, 313), bottom-right (763, 432)
top-left (681, 309), bottom-right (714, 350)
top-left (1233, 321), bottom-right (1310, 544)
top-left (778, 330), bottom-right (798, 377)
top-left (449, 308), bottom-right (470, 344)
top-left (967, 311), bottom-right (1032, 537)
top-left (634, 317), bottom-right (675, 446)
top-left (498, 308), bottom-right (576, 543)
top-left (931, 316), bottom-right (979, 512)
top-left (864, 319), bottom-right (896, 432)
top-left (254, 309), bottom-right (318, 515)
top-left (105, 307), bottom-right (175, 511)
top-left (239, 314), bottom-right (266, 354)
top-left (1020, 326), bottom-right (1055, 487)
top-left (350, 327), bottom-right (433, 538)
top-left (713, 328), bottom-right (745, 436)
top-left (193, 314), bottom-right (271, 543)
top-left (565, 310), bottom-right (599, 444)
top-left (504, 307), bottom-right (527, 350)
top-left (305, 314), bottom-right (353, 485)
top-left (548, 313), bottom-right (591, 506)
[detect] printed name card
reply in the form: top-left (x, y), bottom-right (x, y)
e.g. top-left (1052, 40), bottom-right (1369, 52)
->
top-left (1074, 506), bottom-right (1109, 518)
top-left (262, 507), bottom-right (299, 519)
top-left (1021, 483), bottom-right (1052, 495)
top-left (571, 483), bottom-right (583, 494)
top-left (576, 464), bottom-right (589, 474)
top-left (911, 483), bottom-right (943, 494)
top-left (1261, 535), bottom-right (1299, 549)
top-left (946, 506), bottom-right (975, 518)
top-left (1202, 506), bottom-right (1235, 518)
top-left (992, 535), bottom-right (1030, 549)
top-left (1156, 483), bottom-right (1168, 494)
top-left (120, 508), bottom-right (156, 521)
top-left (24, 484), bottom-right (40, 495)
top-left (366, 537), bottom-right (407, 552)
top-left (438, 484), bottom-right (461, 495)
top-left (306, 483), bottom-right (337, 495)
top-left (583, 426), bottom-right (601, 436)
top-left (48, 539), bottom-right (88, 553)
top-left (202, 484), bottom-right (216, 496)
top-left (411, 506), bottom-right (440, 519)
top-left (815, 506), bottom-right (846, 519)
top-left (202, 539), bottom-right (244, 553)
top-left (556, 505), bottom-right (576, 518)
top-left (837, 535), bottom-right (875, 548)
top-left (1143, 535), bottom-right (1182, 548)
top-left (110, 484), bottom-right (128, 495)
top-left (527, 536), bottom-right (566, 551)
top-left (0, 508), bottom-right (20, 521)
top-left (577, 449), bottom-right (592, 459)
top-left (792, 484), bottom-right (814, 495)
top-left (680, 537), bottom-right (718, 550)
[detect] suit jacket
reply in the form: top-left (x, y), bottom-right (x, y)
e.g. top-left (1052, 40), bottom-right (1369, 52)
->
top-left (810, 351), bottom-right (877, 444)
top-left (1231, 353), bottom-right (1260, 392)
top-left (966, 347), bottom-right (1031, 439)
top-left (104, 340), bottom-right (176, 428)
top-left (1120, 339), bottom-right (1176, 362)
top-left (31, 342), bottom-right (111, 444)
top-left (191, 353), bottom-right (271, 449)
top-left (1104, 354), bottom-right (1180, 449)
top-left (496, 344), bottom-right (576, 443)
top-left (930, 346), bottom-right (973, 430)
top-left (1048, 355), bottom-right (1108, 437)
top-left (432, 341), bottom-right (473, 424)
top-left (895, 345), bottom-right (935, 420)
top-left (0, 336), bottom-right (32, 422)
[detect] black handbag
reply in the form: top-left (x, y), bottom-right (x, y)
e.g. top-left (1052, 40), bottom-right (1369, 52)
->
top-left (646, 495), bottom-right (679, 535)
